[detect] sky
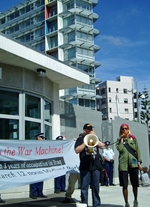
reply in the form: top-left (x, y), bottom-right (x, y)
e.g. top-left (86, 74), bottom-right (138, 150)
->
top-left (0, 0), bottom-right (150, 94)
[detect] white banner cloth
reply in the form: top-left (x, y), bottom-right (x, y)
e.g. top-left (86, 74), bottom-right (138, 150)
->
top-left (0, 140), bottom-right (79, 190)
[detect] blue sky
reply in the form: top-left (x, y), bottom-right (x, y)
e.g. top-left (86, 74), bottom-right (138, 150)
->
top-left (0, 0), bottom-right (150, 94)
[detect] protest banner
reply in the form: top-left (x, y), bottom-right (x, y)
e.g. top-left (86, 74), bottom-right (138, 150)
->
top-left (0, 140), bottom-right (79, 190)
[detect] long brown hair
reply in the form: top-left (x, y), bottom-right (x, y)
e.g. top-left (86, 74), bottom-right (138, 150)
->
top-left (119, 123), bottom-right (131, 138)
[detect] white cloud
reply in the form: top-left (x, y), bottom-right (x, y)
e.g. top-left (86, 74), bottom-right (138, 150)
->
top-left (98, 35), bottom-right (129, 46)
top-left (97, 35), bottom-right (149, 47)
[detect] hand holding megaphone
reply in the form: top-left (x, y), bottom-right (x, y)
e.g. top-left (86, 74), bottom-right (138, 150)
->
top-left (84, 134), bottom-right (99, 154)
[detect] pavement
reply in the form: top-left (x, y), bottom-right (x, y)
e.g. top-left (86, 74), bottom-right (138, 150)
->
top-left (0, 184), bottom-right (150, 207)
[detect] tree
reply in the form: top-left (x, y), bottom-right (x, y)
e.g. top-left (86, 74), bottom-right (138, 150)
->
top-left (140, 87), bottom-right (150, 133)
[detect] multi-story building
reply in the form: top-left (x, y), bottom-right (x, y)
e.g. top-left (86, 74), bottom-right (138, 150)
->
top-left (0, 0), bottom-right (101, 110)
top-left (96, 76), bottom-right (136, 121)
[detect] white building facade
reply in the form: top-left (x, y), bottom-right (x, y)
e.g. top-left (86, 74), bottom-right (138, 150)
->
top-left (96, 76), bottom-right (135, 121)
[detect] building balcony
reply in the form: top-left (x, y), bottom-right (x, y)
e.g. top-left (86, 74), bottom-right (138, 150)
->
top-left (59, 40), bottom-right (100, 51)
top-left (60, 93), bottom-right (102, 101)
top-left (90, 77), bottom-right (101, 84)
top-left (60, 0), bottom-right (98, 5)
top-left (65, 57), bottom-right (100, 68)
top-left (46, 30), bottom-right (58, 37)
top-left (46, 14), bottom-right (57, 22)
top-left (59, 24), bottom-right (99, 37)
top-left (59, 9), bottom-right (98, 21)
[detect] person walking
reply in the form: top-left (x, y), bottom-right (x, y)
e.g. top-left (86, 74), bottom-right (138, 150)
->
top-left (103, 141), bottom-right (115, 186)
top-left (75, 123), bottom-right (104, 207)
top-left (30, 133), bottom-right (47, 199)
top-left (61, 133), bottom-right (84, 204)
top-left (61, 173), bottom-right (80, 203)
top-left (116, 123), bottom-right (142, 207)
top-left (54, 135), bottom-right (66, 194)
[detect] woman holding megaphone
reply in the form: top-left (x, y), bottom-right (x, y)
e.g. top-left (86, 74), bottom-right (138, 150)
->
top-left (75, 123), bottom-right (104, 207)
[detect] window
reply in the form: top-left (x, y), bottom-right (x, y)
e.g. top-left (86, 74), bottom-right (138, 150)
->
top-left (79, 98), bottom-right (84, 106)
top-left (49, 5), bottom-right (57, 17)
top-left (44, 100), bottom-right (52, 123)
top-left (0, 119), bottom-right (19, 140)
top-left (108, 87), bottom-right (111, 92)
top-left (101, 98), bottom-right (106, 105)
top-left (68, 47), bottom-right (75, 59)
top-left (45, 125), bottom-right (52, 140)
top-left (50, 36), bottom-right (58, 48)
top-left (25, 94), bottom-right (41, 118)
top-left (109, 108), bottom-right (112, 113)
top-left (123, 89), bottom-right (127, 94)
top-left (63, 15), bottom-right (75, 27)
top-left (49, 20), bottom-right (57, 33)
top-left (109, 97), bottom-right (111, 102)
top-left (124, 98), bottom-right (128, 103)
top-left (85, 99), bottom-right (90, 107)
top-left (25, 121), bottom-right (40, 140)
top-left (101, 88), bottom-right (105, 95)
top-left (0, 89), bottom-right (52, 140)
top-left (124, 108), bottom-right (129, 113)
top-left (116, 88), bottom-right (118, 93)
top-left (0, 90), bottom-right (19, 115)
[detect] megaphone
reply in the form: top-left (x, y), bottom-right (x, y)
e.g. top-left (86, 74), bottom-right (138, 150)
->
top-left (84, 134), bottom-right (99, 154)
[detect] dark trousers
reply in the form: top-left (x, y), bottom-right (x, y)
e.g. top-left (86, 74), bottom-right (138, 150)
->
top-left (30, 181), bottom-right (43, 196)
top-left (54, 175), bottom-right (66, 192)
top-left (105, 161), bottom-right (114, 185)
top-left (80, 169), bottom-right (101, 207)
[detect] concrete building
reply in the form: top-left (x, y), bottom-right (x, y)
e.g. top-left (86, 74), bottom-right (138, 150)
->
top-left (0, 0), bottom-right (101, 110)
top-left (0, 32), bottom-right (89, 140)
top-left (96, 76), bottom-right (135, 121)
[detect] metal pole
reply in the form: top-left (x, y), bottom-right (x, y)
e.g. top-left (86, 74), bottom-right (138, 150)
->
top-left (115, 94), bottom-right (120, 117)
top-left (136, 81), bottom-right (140, 123)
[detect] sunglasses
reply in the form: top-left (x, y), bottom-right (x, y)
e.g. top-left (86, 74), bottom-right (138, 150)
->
top-left (122, 128), bottom-right (128, 130)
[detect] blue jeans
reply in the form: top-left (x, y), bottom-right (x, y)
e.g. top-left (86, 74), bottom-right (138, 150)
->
top-left (54, 175), bottom-right (66, 192)
top-left (80, 170), bottom-right (101, 207)
top-left (105, 162), bottom-right (114, 185)
top-left (30, 181), bottom-right (43, 196)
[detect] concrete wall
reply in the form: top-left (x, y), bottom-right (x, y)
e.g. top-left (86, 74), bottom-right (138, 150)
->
top-left (60, 101), bottom-right (102, 139)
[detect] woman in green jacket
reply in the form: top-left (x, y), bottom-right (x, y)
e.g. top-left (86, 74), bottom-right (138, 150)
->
top-left (116, 123), bottom-right (142, 207)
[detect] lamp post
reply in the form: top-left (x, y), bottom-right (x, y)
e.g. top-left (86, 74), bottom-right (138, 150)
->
top-left (135, 81), bottom-right (145, 123)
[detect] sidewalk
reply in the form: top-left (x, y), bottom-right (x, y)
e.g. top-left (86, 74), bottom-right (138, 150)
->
top-left (0, 185), bottom-right (150, 207)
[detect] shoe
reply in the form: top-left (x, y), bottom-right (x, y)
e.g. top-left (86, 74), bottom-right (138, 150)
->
top-left (125, 203), bottom-right (130, 207)
top-left (61, 189), bottom-right (66, 192)
top-left (105, 184), bottom-right (109, 186)
top-left (110, 183), bottom-right (116, 186)
top-left (0, 198), bottom-right (5, 203)
top-left (61, 197), bottom-right (75, 203)
top-left (133, 200), bottom-right (138, 207)
top-left (39, 194), bottom-right (47, 198)
top-left (30, 195), bottom-right (37, 199)
top-left (54, 191), bottom-right (60, 194)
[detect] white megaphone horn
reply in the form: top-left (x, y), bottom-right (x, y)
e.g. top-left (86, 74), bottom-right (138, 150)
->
top-left (84, 134), bottom-right (99, 154)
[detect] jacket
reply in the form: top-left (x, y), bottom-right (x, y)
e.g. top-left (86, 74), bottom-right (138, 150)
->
top-left (116, 136), bottom-right (141, 171)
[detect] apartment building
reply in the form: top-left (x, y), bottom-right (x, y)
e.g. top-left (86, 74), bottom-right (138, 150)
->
top-left (96, 76), bottom-right (135, 121)
top-left (0, 0), bottom-right (101, 110)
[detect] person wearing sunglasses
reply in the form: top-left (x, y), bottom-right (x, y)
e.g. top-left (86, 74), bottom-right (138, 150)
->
top-left (116, 123), bottom-right (142, 207)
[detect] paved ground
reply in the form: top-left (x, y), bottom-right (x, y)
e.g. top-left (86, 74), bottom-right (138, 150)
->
top-left (0, 185), bottom-right (150, 207)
